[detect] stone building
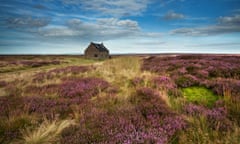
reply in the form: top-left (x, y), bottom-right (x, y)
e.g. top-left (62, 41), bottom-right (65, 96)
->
top-left (84, 42), bottom-right (109, 59)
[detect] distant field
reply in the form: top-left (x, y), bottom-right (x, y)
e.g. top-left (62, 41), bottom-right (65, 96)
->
top-left (0, 54), bottom-right (239, 143)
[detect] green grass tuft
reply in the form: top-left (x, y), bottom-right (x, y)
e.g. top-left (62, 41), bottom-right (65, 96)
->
top-left (182, 86), bottom-right (219, 107)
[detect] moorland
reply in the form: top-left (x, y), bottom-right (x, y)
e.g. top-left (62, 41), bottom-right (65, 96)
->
top-left (0, 54), bottom-right (239, 144)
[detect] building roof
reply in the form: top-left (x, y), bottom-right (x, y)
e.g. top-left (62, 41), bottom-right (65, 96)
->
top-left (91, 42), bottom-right (109, 52)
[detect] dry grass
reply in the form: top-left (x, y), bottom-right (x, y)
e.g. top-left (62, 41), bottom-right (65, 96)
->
top-left (21, 119), bottom-right (75, 144)
top-left (90, 57), bottom-right (142, 99)
top-left (94, 56), bottom-right (141, 81)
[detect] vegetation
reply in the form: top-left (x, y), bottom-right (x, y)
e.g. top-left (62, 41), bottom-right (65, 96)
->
top-left (21, 119), bottom-right (75, 144)
top-left (0, 55), bottom-right (239, 143)
top-left (182, 86), bottom-right (219, 107)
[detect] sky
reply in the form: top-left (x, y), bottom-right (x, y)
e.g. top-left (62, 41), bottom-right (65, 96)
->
top-left (0, 0), bottom-right (240, 54)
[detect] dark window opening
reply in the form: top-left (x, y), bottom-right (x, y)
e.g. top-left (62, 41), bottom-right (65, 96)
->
top-left (94, 54), bottom-right (98, 57)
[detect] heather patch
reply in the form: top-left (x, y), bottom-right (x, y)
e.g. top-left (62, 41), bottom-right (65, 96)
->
top-left (60, 88), bottom-right (187, 143)
top-left (184, 103), bottom-right (232, 131)
top-left (0, 80), bottom-right (7, 88)
top-left (142, 55), bottom-right (240, 80)
top-left (174, 74), bottom-right (200, 88)
top-left (204, 78), bottom-right (240, 99)
top-left (23, 96), bottom-right (73, 119)
top-left (131, 77), bottom-right (145, 87)
top-left (59, 77), bottom-right (110, 99)
top-left (152, 76), bottom-right (177, 90)
top-left (0, 96), bottom-right (24, 118)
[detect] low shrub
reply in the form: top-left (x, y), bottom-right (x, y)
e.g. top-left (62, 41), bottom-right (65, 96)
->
top-left (0, 81), bottom-right (7, 88)
top-left (175, 75), bottom-right (199, 88)
top-left (184, 103), bottom-right (232, 131)
top-left (59, 77), bottom-right (109, 99)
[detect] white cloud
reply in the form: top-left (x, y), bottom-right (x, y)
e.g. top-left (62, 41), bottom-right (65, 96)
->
top-left (218, 15), bottom-right (240, 25)
top-left (62, 0), bottom-right (151, 17)
top-left (163, 10), bottom-right (185, 20)
top-left (187, 42), bottom-right (240, 47)
top-left (159, 0), bottom-right (185, 7)
top-left (135, 41), bottom-right (166, 45)
top-left (37, 17), bottom-right (163, 43)
top-left (39, 26), bottom-right (80, 37)
top-left (97, 18), bottom-right (139, 30)
top-left (6, 16), bottom-right (50, 28)
top-left (38, 18), bottom-right (140, 40)
top-left (171, 15), bottom-right (240, 36)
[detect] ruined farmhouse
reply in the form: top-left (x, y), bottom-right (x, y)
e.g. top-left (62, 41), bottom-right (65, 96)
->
top-left (84, 42), bottom-right (110, 59)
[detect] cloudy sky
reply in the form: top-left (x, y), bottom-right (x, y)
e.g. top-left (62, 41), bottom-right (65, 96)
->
top-left (0, 0), bottom-right (240, 54)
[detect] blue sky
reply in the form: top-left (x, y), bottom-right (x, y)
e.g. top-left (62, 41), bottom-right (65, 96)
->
top-left (0, 0), bottom-right (240, 54)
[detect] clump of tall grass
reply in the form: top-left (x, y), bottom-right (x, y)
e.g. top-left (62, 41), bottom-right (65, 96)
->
top-left (21, 119), bottom-right (75, 144)
top-left (0, 114), bottom-right (34, 144)
top-left (95, 56), bottom-right (141, 82)
top-left (223, 88), bottom-right (240, 126)
top-left (92, 57), bottom-right (142, 99)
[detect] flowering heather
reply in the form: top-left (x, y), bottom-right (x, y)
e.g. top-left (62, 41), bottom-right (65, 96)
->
top-left (205, 107), bottom-right (232, 131)
top-left (184, 103), bottom-right (232, 131)
top-left (60, 87), bottom-right (187, 143)
top-left (131, 77), bottom-right (144, 87)
top-left (133, 87), bottom-right (160, 102)
top-left (184, 103), bottom-right (206, 115)
top-left (204, 78), bottom-right (240, 99)
top-left (174, 74), bottom-right (199, 88)
top-left (59, 77), bottom-right (109, 99)
top-left (23, 96), bottom-right (73, 118)
top-left (49, 65), bottom-right (90, 75)
top-left (0, 96), bottom-right (23, 117)
top-left (1, 94), bottom-right (91, 120)
top-left (19, 60), bottom-right (61, 67)
top-left (33, 66), bottom-right (90, 82)
top-left (61, 109), bottom-right (185, 144)
top-left (162, 116), bottom-right (187, 137)
top-left (24, 84), bottom-right (59, 96)
top-left (142, 55), bottom-right (240, 80)
top-left (152, 76), bottom-right (177, 90)
top-left (0, 80), bottom-right (7, 88)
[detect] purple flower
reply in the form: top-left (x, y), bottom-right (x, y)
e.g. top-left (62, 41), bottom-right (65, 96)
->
top-left (152, 76), bottom-right (177, 90)
top-left (184, 103), bottom-right (232, 131)
top-left (59, 77), bottom-right (109, 99)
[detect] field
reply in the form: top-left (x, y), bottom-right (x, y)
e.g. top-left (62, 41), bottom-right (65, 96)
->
top-left (0, 55), bottom-right (240, 144)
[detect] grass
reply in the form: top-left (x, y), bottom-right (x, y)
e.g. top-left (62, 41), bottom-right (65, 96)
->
top-left (182, 86), bottom-right (219, 107)
top-left (92, 56), bottom-right (142, 100)
top-left (21, 119), bottom-right (75, 144)
top-left (223, 91), bottom-right (240, 125)
top-left (0, 113), bottom-right (35, 144)
top-left (0, 56), bottom-right (96, 82)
